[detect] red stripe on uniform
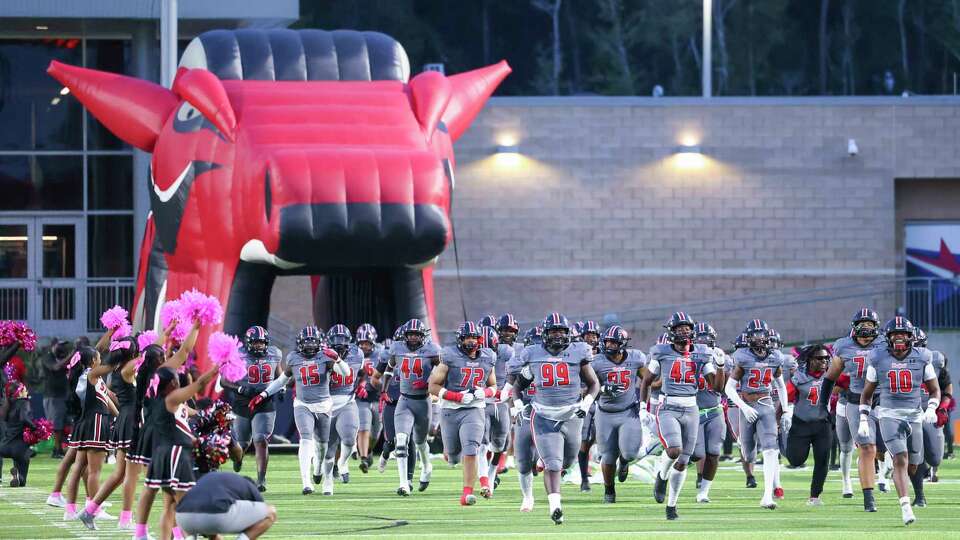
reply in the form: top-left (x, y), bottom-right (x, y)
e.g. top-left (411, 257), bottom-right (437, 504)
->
top-left (654, 402), bottom-right (668, 448)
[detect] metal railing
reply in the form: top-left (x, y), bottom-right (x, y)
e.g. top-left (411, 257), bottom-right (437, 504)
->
top-left (86, 279), bottom-right (136, 331)
top-left (0, 285), bottom-right (28, 320)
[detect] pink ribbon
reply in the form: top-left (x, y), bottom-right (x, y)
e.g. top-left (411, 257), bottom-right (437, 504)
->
top-left (65, 351), bottom-right (80, 370)
top-left (146, 373), bottom-right (160, 398)
top-left (109, 340), bottom-right (132, 352)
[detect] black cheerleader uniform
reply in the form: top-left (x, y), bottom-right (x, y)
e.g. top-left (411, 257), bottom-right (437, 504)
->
top-left (0, 397), bottom-right (35, 485)
top-left (145, 402), bottom-right (196, 491)
top-left (108, 374), bottom-right (136, 452)
top-left (70, 372), bottom-right (112, 451)
top-left (128, 396), bottom-right (161, 465)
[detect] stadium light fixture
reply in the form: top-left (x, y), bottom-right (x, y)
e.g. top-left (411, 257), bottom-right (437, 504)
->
top-left (673, 143), bottom-right (706, 169)
top-left (495, 144), bottom-right (520, 154)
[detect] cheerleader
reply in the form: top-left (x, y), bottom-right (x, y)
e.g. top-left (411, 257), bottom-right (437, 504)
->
top-left (79, 329), bottom-right (167, 531)
top-left (145, 364), bottom-right (218, 540)
top-left (131, 321), bottom-right (200, 540)
top-left (0, 380), bottom-right (35, 486)
top-left (62, 342), bottom-right (124, 521)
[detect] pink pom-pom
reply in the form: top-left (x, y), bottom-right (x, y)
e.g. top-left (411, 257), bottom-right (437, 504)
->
top-left (160, 300), bottom-right (182, 328)
top-left (170, 321), bottom-right (192, 343)
top-left (112, 322), bottom-right (132, 340)
top-left (0, 321), bottom-right (37, 351)
top-left (137, 330), bottom-right (159, 351)
top-left (100, 305), bottom-right (129, 330)
top-left (178, 289), bottom-right (223, 327)
top-left (207, 332), bottom-right (244, 382)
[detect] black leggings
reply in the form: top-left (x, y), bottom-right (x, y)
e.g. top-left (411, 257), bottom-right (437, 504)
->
top-left (785, 417), bottom-right (833, 498)
top-left (0, 439), bottom-right (32, 486)
top-left (382, 401), bottom-right (415, 481)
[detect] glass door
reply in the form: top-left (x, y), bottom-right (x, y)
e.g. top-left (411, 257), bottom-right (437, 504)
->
top-left (0, 219), bottom-right (33, 321)
top-left (35, 217), bottom-right (86, 337)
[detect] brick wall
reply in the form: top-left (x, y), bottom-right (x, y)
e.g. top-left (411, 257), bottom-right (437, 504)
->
top-left (271, 96), bottom-right (960, 345)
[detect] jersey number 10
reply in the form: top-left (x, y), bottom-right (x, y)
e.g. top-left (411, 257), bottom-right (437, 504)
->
top-left (887, 369), bottom-right (913, 394)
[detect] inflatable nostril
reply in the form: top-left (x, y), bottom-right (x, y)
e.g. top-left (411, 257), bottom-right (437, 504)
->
top-left (264, 170), bottom-right (272, 223)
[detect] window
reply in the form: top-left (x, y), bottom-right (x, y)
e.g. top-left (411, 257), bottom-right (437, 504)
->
top-left (88, 155), bottom-right (133, 210)
top-left (87, 215), bottom-right (133, 278)
top-left (85, 40), bottom-right (132, 150)
top-left (0, 155), bottom-right (83, 210)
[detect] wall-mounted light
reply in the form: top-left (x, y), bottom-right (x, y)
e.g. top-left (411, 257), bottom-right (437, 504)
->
top-left (495, 144), bottom-right (520, 154)
top-left (672, 144), bottom-right (706, 169)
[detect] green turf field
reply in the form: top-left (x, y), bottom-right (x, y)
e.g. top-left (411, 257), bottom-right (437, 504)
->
top-left (2, 451), bottom-right (959, 539)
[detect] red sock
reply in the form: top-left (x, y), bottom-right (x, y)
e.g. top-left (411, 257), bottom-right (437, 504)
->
top-left (479, 476), bottom-right (490, 489)
top-left (462, 486), bottom-right (473, 496)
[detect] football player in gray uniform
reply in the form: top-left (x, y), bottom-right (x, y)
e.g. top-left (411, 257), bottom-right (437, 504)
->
top-left (908, 327), bottom-right (951, 507)
top-left (641, 312), bottom-right (717, 520)
top-left (691, 322), bottom-right (728, 503)
top-left (221, 326), bottom-right (281, 492)
top-left (250, 326), bottom-right (349, 495)
top-left (822, 308), bottom-right (887, 512)
top-left (429, 322), bottom-right (497, 505)
top-left (322, 324), bottom-right (366, 493)
top-left (591, 325), bottom-right (646, 503)
top-left (513, 313), bottom-right (599, 525)
top-left (860, 317), bottom-right (940, 525)
top-left (724, 319), bottom-right (791, 510)
top-left (380, 319), bottom-right (442, 496)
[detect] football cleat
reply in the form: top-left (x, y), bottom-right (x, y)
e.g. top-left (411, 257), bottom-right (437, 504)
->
top-left (257, 483), bottom-right (267, 493)
top-left (666, 506), bottom-right (679, 520)
top-left (341, 472), bottom-right (350, 484)
top-left (480, 486), bottom-right (492, 499)
top-left (397, 485), bottom-right (411, 497)
top-left (312, 473), bottom-right (322, 485)
top-left (902, 503), bottom-right (916, 525)
top-left (419, 481), bottom-right (430, 492)
top-left (94, 508), bottom-right (115, 521)
top-left (912, 495), bottom-right (927, 508)
top-left (520, 497), bottom-right (535, 512)
top-left (603, 491), bottom-right (616, 504)
top-left (580, 479), bottom-right (591, 493)
top-left (617, 459), bottom-right (630, 483)
top-left (696, 494), bottom-right (711, 504)
top-left (460, 493), bottom-right (477, 506)
top-left (864, 491), bottom-right (877, 512)
top-left (878, 479), bottom-right (888, 493)
top-left (302, 487), bottom-right (314, 495)
top-left (760, 498), bottom-right (777, 510)
top-left (359, 457), bottom-right (370, 474)
top-left (746, 475), bottom-right (757, 488)
top-left (551, 508), bottom-right (564, 525)
top-left (653, 473), bottom-right (668, 503)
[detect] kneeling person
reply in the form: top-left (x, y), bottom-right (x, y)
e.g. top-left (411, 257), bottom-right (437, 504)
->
top-left (175, 471), bottom-right (276, 540)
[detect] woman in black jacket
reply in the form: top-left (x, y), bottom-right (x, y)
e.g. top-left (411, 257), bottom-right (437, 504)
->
top-left (0, 380), bottom-right (36, 486)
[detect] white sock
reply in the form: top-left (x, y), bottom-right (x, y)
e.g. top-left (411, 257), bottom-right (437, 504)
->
top-left (417, 442), bottom-right (432, 479)
top-left (313, 441), bottom-right (326, 475)
top-left (237, 534), bottom-right (250, 540)
top-left (396, 434), bottom-right (409, 487)
top-left (337, 443), bottom-right (353, 472)
top-left (667, 467), bottom-right (687, 506)
top-left (488, 452), bottom-right (500, 481)
top-left (323, 458), bottom-right (335, 480)
top-left (297, 439), bottom-right (316, 489)
top-left (476, 444), bottom-right (489, 481)
top-left (698, 478), bottom-right (712, 498)
top-left (762, 449), bottom-right (779, 501)
top-left (547, 492), bottom-right (562, 512)
top-left (879, 453), bottom-right (893, 481)
top-left (657, 452), bottom-right (675, 480)
top-left (519, 471), bottom-right (534, 500)
top-left (773, 453), bottom-right (782, 488)
top-left (899, 495), bottom-right (911, 507)
top-left (840, 450), bottom-right (853, 489)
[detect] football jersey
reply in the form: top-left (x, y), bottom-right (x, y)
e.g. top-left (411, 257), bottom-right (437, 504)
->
top-left (867, 347), bottom-right (935, 417)
top-left (832, 336), bottom-right (886, 395)
top-left (650, 343), bottom-right (716, 398)
top-left (791, 371), bottom-right (827, 422)
top-left (522, 342), bottom-right (592, 415)
top-left (441, 345), bottom-right (496, 409)
top-left (236, 346), bottom-right (282, 413)
top-left (695, 347), bottom-right (726, 409)
top-left (494, 343), bottom-right (514, 389)
top-left (388, 340), bottom-right (441, 396)
top-left (732, 348), bottom-right (784, 395)
top-left (329, 348), bottom-right (365, 396)
top-left (286, 351), bottom-right (331, 403)
top-left (919, 348), bottom-right (946, 398)
top-left (507, 345), bottom-right (536, 404)
top-left (358, 345), bottom-right (382, 402)
top-left (591, 349), bottom-right (646, 411)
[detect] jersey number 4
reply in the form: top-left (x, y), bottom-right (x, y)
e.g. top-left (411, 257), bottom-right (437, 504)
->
top-left (400, 357), bottom-right (424, 380)
top-left (669, 360), bottom-right (696, 384)
top-left (247, 364), bottom-right (272, 385)
top-left (806, 383), bottom-right (821, 405)
top-left (541, 362), bottom-right (571, 387)
top-left (887, 369), bottom-right (913, 394)
top-left (458, 367), bottom-right (487, 388)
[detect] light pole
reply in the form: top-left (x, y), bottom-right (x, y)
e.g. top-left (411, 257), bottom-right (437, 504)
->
top-left (703, 0), bottom-right (712, 97)
top-left (160, 0), bottom-right (178, 88)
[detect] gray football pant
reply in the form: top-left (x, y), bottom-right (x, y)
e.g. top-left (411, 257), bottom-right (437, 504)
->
top-left (694, 409), bottom-right (725, 460)
top-left (327, 401), bottom-right (360, 451)
top-left (531, 412), bottom-right (582, 472)
top-left (395, 396), bottom-right (432, 444)
top-left (739, 399), bottom-right (778, 462)
top-left (656, 402), bottom-right (699, 465)
top-left (879, 417), bottom-right (924, 465)
top-left (595, 407), bottom-right (643, 465)
top-left (484, 402), bottom-right (511, 452)
top-left (440, 407), bottom-right (485, 465)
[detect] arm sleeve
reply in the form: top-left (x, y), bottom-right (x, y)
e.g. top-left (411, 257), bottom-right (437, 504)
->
top-left (924, 363), bottom-right (936, 382)
top-left (263, 372), bottom-right (290, 397)
top-left (333, 359), bottom-right (351, 377)
top-left (724, 377), bottom-right (751, 409)
top-left (772, 374), bottom-right (789, 410)
top-left (865, 365), bottom-right (878, 383)
top-left (647, 359), bottom-right (660, 376)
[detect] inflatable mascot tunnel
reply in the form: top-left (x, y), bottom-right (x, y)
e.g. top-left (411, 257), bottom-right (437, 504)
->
top-left (49, 29), bottom-right (509, 373)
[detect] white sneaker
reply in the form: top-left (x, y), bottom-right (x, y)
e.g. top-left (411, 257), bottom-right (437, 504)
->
top-left (63, 510), bottom-right (78, 521)
top-left (807, 497), bottom-right (823, 506)
top-left (696, 494), bottom-right (711, 503)
top-left (901, 504), bottom-right (916, 525)
top-left (520, 496), bottom-right (535, 512)
top-left (95, 508), bottom-right (117, 521)
top-left (46, 493), bottom-right (66, 508)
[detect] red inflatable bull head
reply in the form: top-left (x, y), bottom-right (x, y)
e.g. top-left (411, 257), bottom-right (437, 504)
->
top-left (48, 29), bottom-right (509, 373)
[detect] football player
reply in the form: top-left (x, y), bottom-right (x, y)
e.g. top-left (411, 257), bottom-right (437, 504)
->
top-left (641, 312), bottom-right (717, 520)
top-left (429, 322), bottom-right (497, 505)
top-left (220, 326), bottom-right (282, 492)
top-left (821, 308), bottom-right (887, 511)
top-left (354, 325), bottom-right (382, 474)
top-left (692, 322), bottom-right (727, 503)
top-left (514, 313), bottom-right (599, 524)
top-left (480, 325), bottom-right (514, 495)
top-left (249, 326), bottom-right (347, 495)
top-left (591, 325), bottom-right (646, 503)
top-left (321, 324), bottom-right (365, 493)
top-left (502, 338), bottom-right (537, 512)
top-left (912, 327), bottom-right (952, 506)
top-left (859, 317), bottom-right (940, 525)
top-left (725, 319), bottom-right (791, 509)
top-left (380, 319), bottom-right (442, 495)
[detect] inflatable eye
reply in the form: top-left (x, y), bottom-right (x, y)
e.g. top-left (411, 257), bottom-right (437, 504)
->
top-left (174, 101), bottom-right (205, 133)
